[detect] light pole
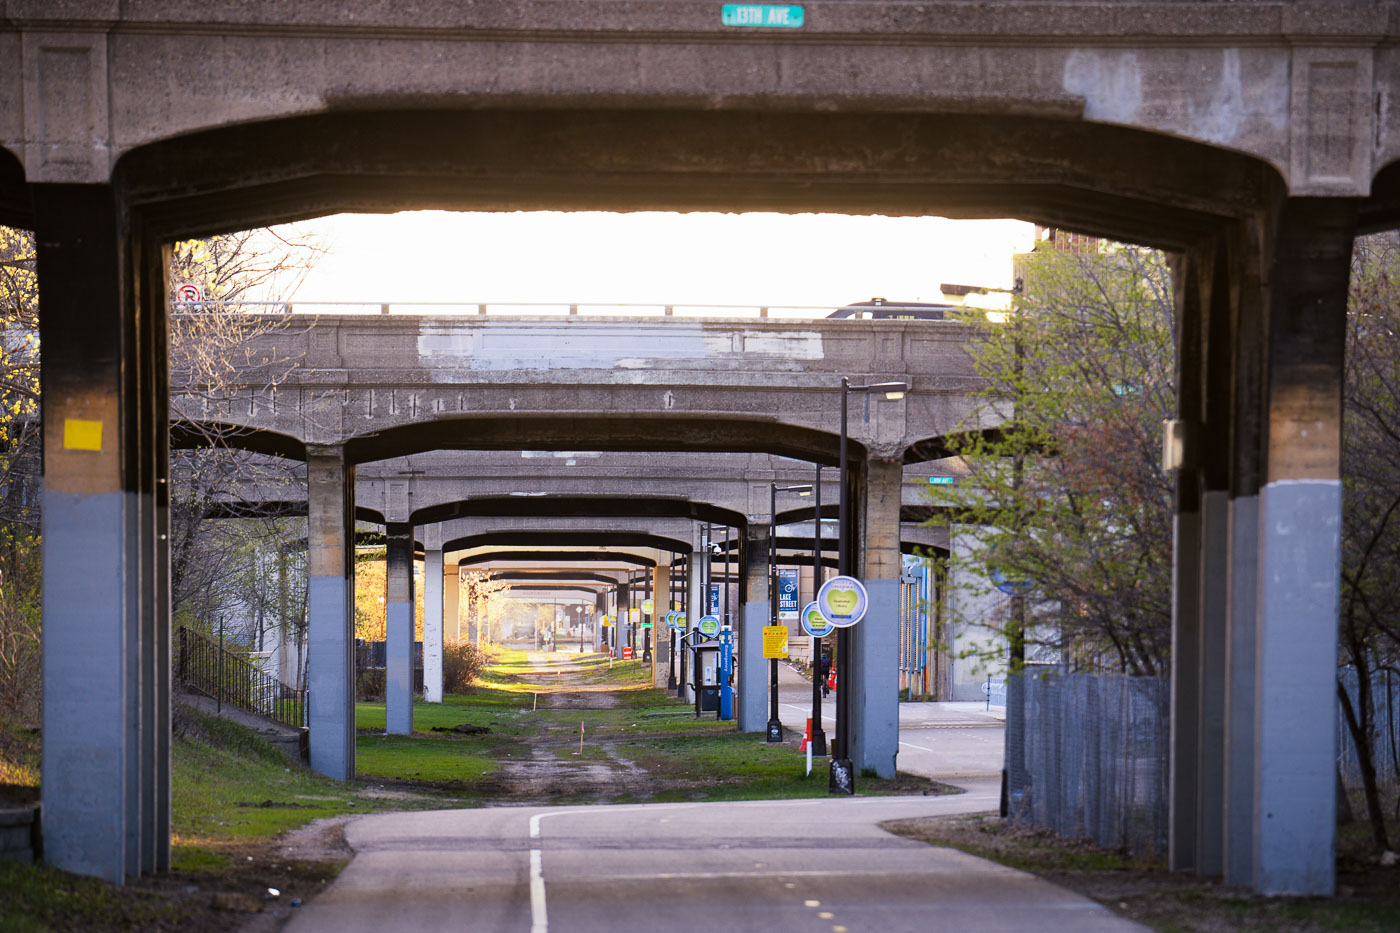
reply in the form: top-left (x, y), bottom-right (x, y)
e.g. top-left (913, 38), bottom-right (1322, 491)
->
top-left (833, 377), bottom-right (909, 792)
top-left (770, 481), bottom-right (813, 743)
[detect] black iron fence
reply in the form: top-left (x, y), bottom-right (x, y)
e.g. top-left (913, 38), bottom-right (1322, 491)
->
top-left (176, 625), bottom-right (305, 731)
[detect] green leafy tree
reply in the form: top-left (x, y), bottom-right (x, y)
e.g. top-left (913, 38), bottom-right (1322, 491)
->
top-left (0, 226), bottom-right (40, 721)
top-left (936, 237), bottom-right (1176, 677)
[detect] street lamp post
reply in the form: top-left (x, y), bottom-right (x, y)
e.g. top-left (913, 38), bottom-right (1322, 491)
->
top-left (810, 464), bottom-right (827, 757)
top-left (833, 377), bottom-right (909, 793)
top-left (770, 481), bottom-right (813, 743)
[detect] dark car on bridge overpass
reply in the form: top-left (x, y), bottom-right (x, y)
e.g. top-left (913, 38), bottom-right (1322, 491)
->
top-left (828, 298), bottom-right (958, 320)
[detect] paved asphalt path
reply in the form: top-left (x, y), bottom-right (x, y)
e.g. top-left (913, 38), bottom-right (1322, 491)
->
top-left (285, 665), bottom-right (1143, 932)
top-left (284, 794), bottom-right (1146, 933)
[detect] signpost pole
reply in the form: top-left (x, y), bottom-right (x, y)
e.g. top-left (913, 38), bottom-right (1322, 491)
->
top-left (811, 464), bottom-right (827, 756)
top-left (768, 483), bottom-right (782, 742)
top-left (833, 379), bottom-right (854, 792)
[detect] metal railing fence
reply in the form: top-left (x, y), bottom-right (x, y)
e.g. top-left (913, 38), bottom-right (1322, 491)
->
top-left (176, 625), bottom-right (305, 731)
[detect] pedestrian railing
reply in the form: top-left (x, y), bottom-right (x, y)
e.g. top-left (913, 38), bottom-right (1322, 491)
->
top-left (176, 625), bottom-right (305, 731)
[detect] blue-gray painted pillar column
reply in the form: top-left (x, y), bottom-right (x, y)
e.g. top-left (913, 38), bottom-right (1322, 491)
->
top-left (385, 522), bottom-right (415, 735)
top-left (423, 547), bottom-right (444, 703)
top-left (683, 551), bottom-right (702, 694)
top-left (1195, 238), bottom-right (1235, 878)
top-left (1251, 198), bottom-right (1356, 896)
top-left (307, 445), bottom-right (355, 781)
top-left (653, 564), bottom-right (671, 687)
top-left (853, 457), bottom-right (902, 778)
top-left (1169, 247), bottom-right (1204, 874)
top-left (36, 184), bottom-right (167, 882)
top-left (738, 524), bottom-right (769, 732)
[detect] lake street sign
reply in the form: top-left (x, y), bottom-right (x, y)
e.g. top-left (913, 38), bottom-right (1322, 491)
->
top-left (721, 4), bottom-right (804, 28)
top-left (777, 569), bottom-right (800, 619)
top-left (927, 476), bottom-right (956, 485)
top-left (762, 625), bottom-right (789, 658)
top-left (816, 575), bottom-right (868, 627)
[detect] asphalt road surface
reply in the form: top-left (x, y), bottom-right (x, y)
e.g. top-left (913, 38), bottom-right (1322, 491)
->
top-left (283, 795), bottom-right (1146, 933)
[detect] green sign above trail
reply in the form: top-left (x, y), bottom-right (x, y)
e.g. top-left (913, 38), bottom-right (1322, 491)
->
top-left (721, 4), bottom-right (804, 28)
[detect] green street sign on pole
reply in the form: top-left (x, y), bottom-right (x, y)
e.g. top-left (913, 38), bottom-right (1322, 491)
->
top-left (721, 4), bottom-right (804, 28)
top-left (928, 476), bottom-right (955, 485)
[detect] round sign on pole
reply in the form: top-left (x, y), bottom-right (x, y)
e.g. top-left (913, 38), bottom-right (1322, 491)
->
top-left (800, 601), bottom-right (836, 638)
top-left (674, 612), bottom-right (687, 630)
top-left (816, 575), bottom-right (868, 627)
top-left (642, 599), bottom-right (655, 615)
top-left (697, 614), bottom-right (721, 636)
top-left (175, 283), bottom-right (203, 304)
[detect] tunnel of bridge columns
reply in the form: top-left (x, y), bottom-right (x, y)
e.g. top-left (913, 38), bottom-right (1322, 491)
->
top-left (5, 101), bottom-right (1399, 899)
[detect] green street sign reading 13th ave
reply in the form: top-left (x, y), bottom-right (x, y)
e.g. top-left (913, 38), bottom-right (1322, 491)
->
top-left (721, 4), bottom-right (805, 28)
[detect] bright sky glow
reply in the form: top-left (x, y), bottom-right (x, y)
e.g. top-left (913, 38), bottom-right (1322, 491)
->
top-left (274, 211), bottom-right (1036, 308)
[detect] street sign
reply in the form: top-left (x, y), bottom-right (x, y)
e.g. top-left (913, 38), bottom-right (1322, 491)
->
top-left (816, 575), bottom-right (868, 627)
top-left (800, 601), bottom-right (835, 638)
top-left (664, 610), bottom-right (676, 629)
top-left (175, 283), bottom-right (203, 303)
top-left (762, 625), bottom-right (789, 659)
top-left (927, 476), bottom-right (955, 485)
top-left (697, 614), bottom-right (721, 636)
top-left (674, 612), bottom-right (687, 629)
top-left (629, 608), bottom-right (640, 623)
top-left (642, 599), bottom-right (654, 614)
top-left (721, 4), bottom-right (804, 28)
top-left (709, 584), bottom-right (721, 615)
top-left (777, 569), bottom-right (800, 619)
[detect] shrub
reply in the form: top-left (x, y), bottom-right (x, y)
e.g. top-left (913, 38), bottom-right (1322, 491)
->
top-left (443, 641), bottom-right (484, 694)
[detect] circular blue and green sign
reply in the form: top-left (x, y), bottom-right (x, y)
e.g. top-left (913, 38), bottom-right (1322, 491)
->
top-left (800, 601), bottom-right (835, 637)
top-left (816, 575), bottom-right (868, 628)
top-left (697, 614), bottom-right (721, 636)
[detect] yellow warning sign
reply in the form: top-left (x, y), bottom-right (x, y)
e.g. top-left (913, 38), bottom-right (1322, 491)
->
top-left (762, 625), bottom-right (789, 659)
top-left (63, 418), bottom-right (103, 451)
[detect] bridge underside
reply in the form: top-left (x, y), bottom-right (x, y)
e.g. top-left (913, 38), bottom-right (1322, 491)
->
top-left (0, 93), bottom-right (1369, 896)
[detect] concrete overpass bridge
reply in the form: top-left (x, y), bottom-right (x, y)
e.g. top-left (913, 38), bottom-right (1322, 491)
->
top-left (5, 0), bottom-right (1396, 893)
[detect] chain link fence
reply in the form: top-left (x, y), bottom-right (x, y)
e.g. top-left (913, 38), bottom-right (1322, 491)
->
top-left (1338, 667), bottom-right (1400, 791)
top-left (1019, 671), bottom-right (1169, 859)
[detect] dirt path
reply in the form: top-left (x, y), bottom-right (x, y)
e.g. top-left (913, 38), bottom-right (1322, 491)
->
top-left (486, 652), bottom-right (651, 803)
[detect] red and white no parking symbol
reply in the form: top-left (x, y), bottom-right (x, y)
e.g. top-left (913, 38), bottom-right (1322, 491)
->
top-left (175, 283), bottom-right (203, 304)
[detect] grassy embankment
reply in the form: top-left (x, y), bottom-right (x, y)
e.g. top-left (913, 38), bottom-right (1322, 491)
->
top-left (886, 808), bottom-right (1400, 933)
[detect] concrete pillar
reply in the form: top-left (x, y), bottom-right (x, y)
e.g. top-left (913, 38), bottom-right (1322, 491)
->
top-left (1223, 492), bottom-right (1259, 886)
top-left (1169, 247), bottom-right (1204, 873)
top-left (853, 457), bottom-right (902, 778)
top-left (444, 561), bottom-right (461, 642)
top-left (423, 547), bottom-right (444, 702)
top-left (306, 445), bottom-right (356, 782)
top-left (738, 524), bottom-right (769, 733)
top-left (653, 565), bottom-right (672, 687)
top-left (1250, 199), bottom-right (1355, 896)
top-left (1196, 490), bottom-right (1229, 875)
top-left (36, 184), bottom-right (168, 882)
top-left (385, 522), bottom-right (415, 735)
top-left (616, 581), bottom-right (631, 654)
top-left (683, 553), bottom-right (702, 693)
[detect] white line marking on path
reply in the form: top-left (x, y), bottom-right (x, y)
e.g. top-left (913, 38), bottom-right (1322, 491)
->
top-left (529, 848), bottom-right (547, 933)
top-left (899, 741), bottom-right (935, 753)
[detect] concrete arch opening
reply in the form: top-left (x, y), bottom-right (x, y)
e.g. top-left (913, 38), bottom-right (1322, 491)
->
top-left (20, 65), bottom-right (1363, 895)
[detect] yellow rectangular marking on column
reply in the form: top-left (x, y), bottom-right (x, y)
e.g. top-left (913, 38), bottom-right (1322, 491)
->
top-left (762, 625), bottom-right (789, 659)
top-left (63, 418), bottom-right (103, 451)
